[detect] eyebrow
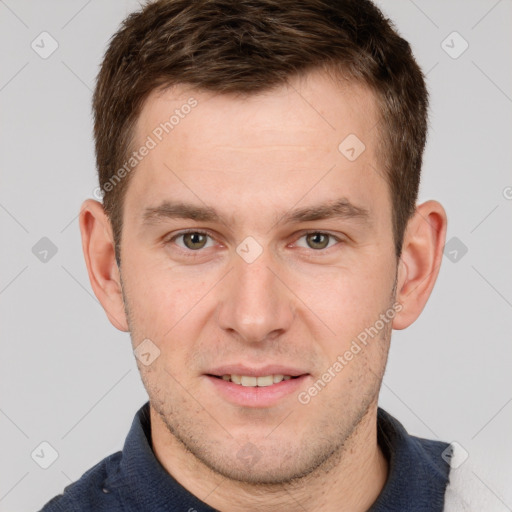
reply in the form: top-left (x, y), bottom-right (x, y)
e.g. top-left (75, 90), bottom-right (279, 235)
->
top-left (142, 202), bottom-right (222, 224)
top-left (141, 198), bottom-right (371, 228)
top-left (279, 199), bottom-right (371, 226)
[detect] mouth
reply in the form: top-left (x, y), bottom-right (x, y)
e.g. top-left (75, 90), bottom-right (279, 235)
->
top-left (208, 374), bottom-right (300, 387)
top-left (204, 366), bottom-right (310, 407)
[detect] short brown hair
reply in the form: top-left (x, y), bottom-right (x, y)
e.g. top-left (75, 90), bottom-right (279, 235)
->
top-left (93, 0), bottom-right (428, 264)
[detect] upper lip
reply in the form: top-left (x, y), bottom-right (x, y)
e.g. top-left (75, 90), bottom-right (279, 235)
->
top-left (206, 365), bottom-right (309, 378)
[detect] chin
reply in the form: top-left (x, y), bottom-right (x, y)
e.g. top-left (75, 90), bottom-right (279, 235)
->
top-left (191, 437), bottom-right (343, 487)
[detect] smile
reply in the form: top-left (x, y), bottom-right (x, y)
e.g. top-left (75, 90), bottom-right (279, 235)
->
top-left (205, 372), bottom-right (310, 408)
top-left (214, 374), bottom-right (297, 387)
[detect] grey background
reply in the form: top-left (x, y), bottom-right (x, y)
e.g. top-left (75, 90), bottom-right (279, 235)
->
top-left (1, 1), bottom-right (511, 510)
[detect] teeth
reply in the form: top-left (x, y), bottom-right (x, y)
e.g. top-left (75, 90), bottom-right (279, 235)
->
top-left (241, 376), bottom-right (257, 387)
top-left (220, 374), bottom-right (295, 386)
top-left (256, 375), bottom-right (274, 387)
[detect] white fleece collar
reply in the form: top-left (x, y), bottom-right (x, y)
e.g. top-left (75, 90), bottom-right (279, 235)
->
top-left (443, 442), bottom-right (508, 511)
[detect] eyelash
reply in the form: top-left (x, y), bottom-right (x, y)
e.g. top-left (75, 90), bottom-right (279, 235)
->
top-left (164, 229), bottom-right (343, 256)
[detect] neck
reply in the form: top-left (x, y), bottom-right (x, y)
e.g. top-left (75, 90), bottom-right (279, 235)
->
top-left (150, 404), bottom-right (388, 512)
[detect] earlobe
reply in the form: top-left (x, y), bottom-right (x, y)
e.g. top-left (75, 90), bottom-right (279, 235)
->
top-left (392, 200), bottom-right (447, 330)
top-left (79, 199), bottom-right (129, 332)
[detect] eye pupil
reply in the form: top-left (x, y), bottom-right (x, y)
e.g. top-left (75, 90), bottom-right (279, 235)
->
top-left (184, 232), bottom-right (207, 249)
top-left (306, 233), bottom-right (329, 250)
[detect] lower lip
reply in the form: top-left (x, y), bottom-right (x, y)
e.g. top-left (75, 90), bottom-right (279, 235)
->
top-left (204, 375), bottom-right (309, 408)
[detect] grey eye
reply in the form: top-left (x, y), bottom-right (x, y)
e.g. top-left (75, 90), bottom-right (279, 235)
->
top-left (305, 233), bottom-right (331, 250)
top-left (181, 232), bottom-right (209, 250)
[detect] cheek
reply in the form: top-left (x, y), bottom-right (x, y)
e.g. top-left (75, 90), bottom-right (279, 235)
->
top-left (121, 252), bottom-right (219, 351)
top-left (121, 254), bottom-right (176, 334)
top-left (291, 256), bottom-right (393, 328)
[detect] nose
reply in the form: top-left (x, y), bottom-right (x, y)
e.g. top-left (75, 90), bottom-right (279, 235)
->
top-left (216, 247), bottom-right (294, 344)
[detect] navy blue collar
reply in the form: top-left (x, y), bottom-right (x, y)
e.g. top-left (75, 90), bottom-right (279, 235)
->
top-left (369, 408), bottom-right (450, 511)
top-left (104, 402), bottom-right (450, 511)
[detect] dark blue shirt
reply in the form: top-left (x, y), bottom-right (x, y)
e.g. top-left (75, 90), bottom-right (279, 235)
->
top-left (40, 403), bottom-right (450, 511)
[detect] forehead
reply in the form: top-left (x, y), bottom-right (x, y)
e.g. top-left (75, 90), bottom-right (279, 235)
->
top-left (125, 70), bottom-right (388, 230)
top-left (137, 72), bottom-right (378, 155)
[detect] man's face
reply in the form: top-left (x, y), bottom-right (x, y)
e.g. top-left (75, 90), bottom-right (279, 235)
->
top-left (119, 70), bottom-right (398, 483)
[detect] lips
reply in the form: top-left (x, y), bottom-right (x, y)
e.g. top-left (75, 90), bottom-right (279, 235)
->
top-left (219, 374), bottom-right (294, 387)
top-left (205, 370), bottom-right (310, 407)
top-left (205, 365), bottom-right (309, 393)
top-left (206, 365), bottom-right (308, 378)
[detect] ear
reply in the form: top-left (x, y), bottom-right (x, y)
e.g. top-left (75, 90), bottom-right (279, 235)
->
top-left (392, 200), bottom-right (447, 330)
top-left (79, 199), bottom-right (129, 332)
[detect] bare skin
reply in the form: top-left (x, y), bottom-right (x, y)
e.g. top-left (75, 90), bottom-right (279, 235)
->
top-left (80, 70), bottom-right (447, 511)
